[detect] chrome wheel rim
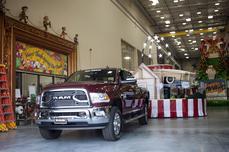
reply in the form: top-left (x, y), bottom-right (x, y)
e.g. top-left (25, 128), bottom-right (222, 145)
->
top-left (113, 112), bottom-right (121, 136)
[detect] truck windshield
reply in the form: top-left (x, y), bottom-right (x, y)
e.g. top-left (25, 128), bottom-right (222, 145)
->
top-left (67, 69), bottom-right (116, 83)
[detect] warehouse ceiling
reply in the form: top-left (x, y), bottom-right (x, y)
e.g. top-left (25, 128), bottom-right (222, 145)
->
top-left (134, 0), bottom-right (229, 60)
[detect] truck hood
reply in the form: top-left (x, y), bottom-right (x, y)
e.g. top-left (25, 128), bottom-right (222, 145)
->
top-left (43, 81), bottom-right (118, 93)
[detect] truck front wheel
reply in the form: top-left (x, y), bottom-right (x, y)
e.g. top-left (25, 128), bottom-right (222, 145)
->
top-left (39, 128), bottom-right (62, 139)
top-left (102, 107), bottom-right (122, 141)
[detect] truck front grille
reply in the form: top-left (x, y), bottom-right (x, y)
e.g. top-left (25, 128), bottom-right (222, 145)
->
top-left (41, 89), bottom-right (90, 108)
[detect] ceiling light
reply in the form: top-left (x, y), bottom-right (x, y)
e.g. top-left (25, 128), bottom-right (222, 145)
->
top-left (182, 22), bottom-right (187, 25)
top-left (165, 25), bottom-right (170, 27)
top-left (181, 48), bottom-right (185, 51)
top-left (184, 53), bottom-right (188, 56)
top-left (154, 35), bottom-right (159, 39)
top-left (151, 0), bottom-right (159, 6)
top-left (214, 9), bottom-right (219, 12)
top-left (168, 52), bottom-right (171, 56)
top-left (165, 43), bottom-right (169, 48)
top-left (188, 39), bottom-right (192, 42)
top-left (186, 34), bottom-right (190, 36)
top-left (157, 40), bottom-right (160, 43)
top-left (160, 16), bottom-right (165, 19)
top-left (124, 56), bottom-right (131, 60)
top-left (186, 18), bottom-right (191, 22)
top-left (177, 41), bottom-right (181, 45)
top-left (156, 10), bottom-right (161, 13)
top-left (148, 54), bottom-right (152, 58)
top-left (174, 0), bottom-right (179, 3)
top-left (200, 33), bottom-right (204, 35)
top-left (195, 48), bottom-right (198, 50)
top-left (199, 28), bottom-right (203, 30)
top-left (149, 45), bottom-right (152, 49)
top-left (148, 36), bottom-right (152, 40)
top-left (213, 32), bottom-right (217, 34)
top-left (172, 35), bottom-right (175, 37)
top-left (143, 43), bottom-right (147, 48)
top-left (208, 15), bottom-right (213, 19)
top-left (198, 20), bottom-right (203, 23)
top-left (189, 29), bottom-right (194, 32)
top-left (186, 56), bottom-right (189, 59)
top-left (193, 40), bottom-right (196, 43)
top-left (215, 2), bottom-right (220, 6)
top-left (159, 54), bottom-right (163, 58)
top-left (208, 27), bottom-right (213, 30)
top-left (179, 14), bottom-right (184, 17)
top-left (165, 20), bottom-right (171, 24)
top-left (151, 39), bottom-right (154, 42)
top-left (191, 47), bottom-right (194, 50)
top-left (185, 30), bottom-right (189, 32)
top-left (161, 37), bottom-right (164, 41)
top-left (201, 38), bottom-right (204, 41)
top-left (158, 46), bottom-right (161, 49)
top-left (170, 31), bottom-right (176, 34)
top-left (197, 12), bottom-right (201, 15)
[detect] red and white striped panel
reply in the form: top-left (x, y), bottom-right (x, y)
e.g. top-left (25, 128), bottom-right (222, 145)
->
top-left (148, 98), bottom-right (207, 118)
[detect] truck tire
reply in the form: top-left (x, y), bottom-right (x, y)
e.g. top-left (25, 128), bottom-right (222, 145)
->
top-left (138, 104), bottom-right (148, 125)
top-left (39, 128), bottom-right (62, 139)
top-left (102, 107), bottom-right (122, 141)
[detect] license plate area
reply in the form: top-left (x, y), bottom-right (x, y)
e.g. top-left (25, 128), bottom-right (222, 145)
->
top-left (54, 118), bottom-right (67, 124)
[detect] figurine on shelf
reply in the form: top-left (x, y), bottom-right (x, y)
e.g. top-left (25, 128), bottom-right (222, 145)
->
top-left (19, 6), bottom-right (29, 24)
top-left (60, 26), bottom-right (67, 39)
top-left (74, 34), bottom-right (78, 45)
top-left (43, 16), bottom-right (51, 31)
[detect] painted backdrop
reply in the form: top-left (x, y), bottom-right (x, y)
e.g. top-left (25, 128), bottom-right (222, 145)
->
top-left (16, 41), bottom-right (67, 76)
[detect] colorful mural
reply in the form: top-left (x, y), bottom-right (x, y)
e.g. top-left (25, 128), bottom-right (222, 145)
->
top-left (16, 41), bottom-right (67, 76)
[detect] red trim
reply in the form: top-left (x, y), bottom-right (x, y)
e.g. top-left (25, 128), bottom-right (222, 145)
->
top-left (158, 100), bottom-right (164, 118)
top-left (193, 99), bottom-right (198, 117)
top-left (182, 99), bottom-right (188, 118)
top-left (170, 100), bottom-right (176, 118)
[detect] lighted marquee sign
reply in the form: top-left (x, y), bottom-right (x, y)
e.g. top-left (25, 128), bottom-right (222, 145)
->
top-left (16, 41), bottom-right (67, 76)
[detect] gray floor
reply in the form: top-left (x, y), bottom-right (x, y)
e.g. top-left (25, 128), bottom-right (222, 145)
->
top-left (0, 107), bottom-right (229, 152)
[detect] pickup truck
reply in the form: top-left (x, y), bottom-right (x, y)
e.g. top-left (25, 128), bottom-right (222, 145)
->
top-left (36, 68), bottom-right (149, 141)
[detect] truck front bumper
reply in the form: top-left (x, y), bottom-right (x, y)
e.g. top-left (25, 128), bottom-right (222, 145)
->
top-left (36, 107), bottom-right (110, 130)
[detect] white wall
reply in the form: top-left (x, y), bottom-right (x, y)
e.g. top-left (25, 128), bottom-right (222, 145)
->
top-left (6, 0), bottom-right (157, 70)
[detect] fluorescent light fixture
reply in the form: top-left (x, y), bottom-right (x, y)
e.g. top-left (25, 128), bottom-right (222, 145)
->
top-left (165, 43), bottom-right (169, 48)
top-left (161, 37), bottom-right (164, 41)
top-left (165, 25), bottom-right (170, 27)
top-left (151, 0), bottom-right (159, 6)
top-left (172, 35), bottom-right (175, 37)
top-left (213, 32), bottom-right (217, 34)
top-left (156, 10), bottom-right (161, 13)
top-left (201, 38), bottom-right (204, 41)
top-left (124, 56), bottom-right (131, 60)
top-left (199, 28), bottom-right (203, 30)
top-left (208, 27), bottom-right (213, 30)
top-left (198, 20), bottom-right (203, 23)
top-left (185, 30), bottom-right (189, 32)
top-left (148, 36), bottom-right (152, 40)
top-left (200, 33), bottom-right (204, 35)
top-left (186, 18), bottom-right (191, 22)
top-left (197, 12), bottom-right (201, 15)
top-left (170, 31), bottom-right (176, 34)
top-left (189, 29), bottom-right (194, 32)
top-left (188, 39), bottom-right (192, 42)
top-left (159, 54), bottom-right (163, 58)
top-left (195, 48), bottom-right (198, 50)
top-left (186, 56), bottom-right (189, 59)
top-left (214, 9), bottom-right (219, 12)
top-left (149, 45), bottom-right (152, 49)
top-left (179, 14), bottom-right (184, 17)
top-left (193, 40), bottom-right (196, 43)
top-left (187, 34), bottom-right (190, 36)
top-left (215, 2), bottom-right (220, 6)
top-left (160, 16), bottom-right (165, 19)
top-left (167, 52), bottom-right (171, 56)
top-left (165, 20), bottom-right (171, 24)
top-left (191, 47), bottom-right (194, 50)
top-left (184, 53), bottom-right (188, 56)
top-left (158, 46), bottom-right (161, 49)
top-left (182, 22), bottom-right (187, 25)
top-left (174, 0), bottom-right (178, 3)
top-left (148, 54), bottom-right (152, 58)
top-left (157, 40), bottom-right (160, 43)
top-left (208, 15), bottom-right (213, 19)
top-left (154, 35), bottom-right (159, 39)
top-left (181, 48), bottom-right (185, 51)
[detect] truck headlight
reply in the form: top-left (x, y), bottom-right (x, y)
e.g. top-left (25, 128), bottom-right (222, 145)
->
top-left (90, 93), bottom-right (110, 104)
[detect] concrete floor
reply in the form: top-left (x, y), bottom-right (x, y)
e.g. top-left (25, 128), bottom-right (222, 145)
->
top-left (0, 107), bottom-right (229, 152)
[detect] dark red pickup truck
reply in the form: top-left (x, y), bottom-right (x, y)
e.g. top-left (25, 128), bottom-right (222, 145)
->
top-left (36, 68), bottom-right (149, 141)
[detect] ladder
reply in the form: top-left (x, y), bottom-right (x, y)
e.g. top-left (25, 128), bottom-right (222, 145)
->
top-left (0, 64), bottom-right (16, 132)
